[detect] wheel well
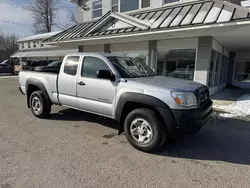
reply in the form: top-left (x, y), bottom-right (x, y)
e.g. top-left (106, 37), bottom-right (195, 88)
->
top-left (27, 85), bottom-right (41, 108)
top-left (118, 101), bottom-right (164, 134)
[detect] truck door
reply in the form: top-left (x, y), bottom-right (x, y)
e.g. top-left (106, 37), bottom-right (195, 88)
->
top-left (76, 56), bottom-right (116, 117)
top-left (58, 56), bottom-right (80, 107)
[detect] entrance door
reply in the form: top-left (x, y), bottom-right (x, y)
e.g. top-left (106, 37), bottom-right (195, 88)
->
top-left (76, 56), bottom-right (116, 117)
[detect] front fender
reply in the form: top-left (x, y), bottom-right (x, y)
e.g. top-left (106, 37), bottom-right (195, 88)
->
top-left (115, 92), bottom-right (170, 121)
top-left (115, 92), bottom-right (177, 136)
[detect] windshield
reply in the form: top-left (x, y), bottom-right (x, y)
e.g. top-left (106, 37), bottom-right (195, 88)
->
top-left (107, 56), bottom-right (156, 78)
top-left (48, 61), bottom-right (62, 67)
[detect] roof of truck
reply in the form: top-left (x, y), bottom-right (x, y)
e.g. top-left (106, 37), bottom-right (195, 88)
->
top-left (66, 52), bottom-right (123, 57)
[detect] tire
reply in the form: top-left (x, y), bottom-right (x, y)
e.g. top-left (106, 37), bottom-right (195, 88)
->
top-left (124, 108), bottom-right (167, 152)
top-left (29, 91), bottom-right (51, 118)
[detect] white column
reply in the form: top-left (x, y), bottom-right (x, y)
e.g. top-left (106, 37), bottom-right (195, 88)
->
top-left (194, 36), bottom-right (213, 85)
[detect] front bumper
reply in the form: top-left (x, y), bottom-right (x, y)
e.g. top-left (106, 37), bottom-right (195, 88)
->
top-left (172, 100), bottom-right (213, 134)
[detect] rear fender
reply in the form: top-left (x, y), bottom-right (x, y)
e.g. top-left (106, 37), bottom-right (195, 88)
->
top-left (26, 78), bottom-right (51, 108)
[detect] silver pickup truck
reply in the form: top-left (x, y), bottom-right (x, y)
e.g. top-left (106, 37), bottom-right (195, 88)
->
top-left (19, 53), bottom-right (212, 152)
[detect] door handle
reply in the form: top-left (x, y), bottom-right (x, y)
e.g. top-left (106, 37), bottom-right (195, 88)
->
top-left (77, 81), bottom-right (86, 86)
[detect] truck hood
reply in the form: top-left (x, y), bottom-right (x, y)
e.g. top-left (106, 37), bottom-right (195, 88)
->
top-left (126, 76), bottom-right (204, 91)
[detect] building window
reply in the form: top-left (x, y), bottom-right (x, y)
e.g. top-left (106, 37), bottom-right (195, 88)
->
top-left (120, 0), bottom-right (139, 12)
top-left (214, 52), bottom-right (221, 85)
top-left (115, 0), bottom-right (150, 13)
top-left (111, 0), bottom-right (119, 12)
top-left (164, 0), bottom-right (180, 4)
top-left (157, 49), bottom-right (196, 80)
top-left (234, 59), bottom-right (250, 83)
top-left (93, 0), bottom-right (102, 19)
top-left (41, 43), bottom-right (44, 47)
top-left (22, 43), bottom-right (24, 48)
top-left (33, 42), bottom-right (36, 48)
top-left (219, 55), bottom-right (228, 84)
top-left (208, 51), bottom-right (216, 87)
top-left (208, 51), bottom-right (223, 87)
top-left (28, 42), bottom-right (31, 48)
top-left (142, 0), bottom-right (150, 8)
top-left (224, 56), bottom-right (228, 83)
top-left (64, 56), bottom-right (80, 76)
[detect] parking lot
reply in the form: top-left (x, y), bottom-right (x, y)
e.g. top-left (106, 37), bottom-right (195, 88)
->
top-left (0, 77), bottom-right (250, 188)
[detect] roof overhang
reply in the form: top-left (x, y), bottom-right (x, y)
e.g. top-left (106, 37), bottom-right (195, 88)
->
top-left (45, 20), bottom-right (250, 45)
top-left (44, 0), bottom-right (250, 50)
top-left (11, 48), bottom-right (78, 58)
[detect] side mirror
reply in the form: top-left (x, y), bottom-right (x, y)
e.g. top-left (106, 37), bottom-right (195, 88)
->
top-left (96, 70), bottom-right (114, 80)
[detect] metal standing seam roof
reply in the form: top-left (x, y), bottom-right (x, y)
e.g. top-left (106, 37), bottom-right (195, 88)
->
top-left (44, 0), bottom-right (250, 43)
top-left (45, 21), bottom-right (96, 43)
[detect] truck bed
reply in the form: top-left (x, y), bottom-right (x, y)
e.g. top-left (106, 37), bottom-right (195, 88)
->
top-left (19, 70), bottom-right (59, 103)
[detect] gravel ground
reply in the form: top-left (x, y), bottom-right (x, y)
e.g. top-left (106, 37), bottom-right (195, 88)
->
top-left (0, 77), bottom-right (250, 188)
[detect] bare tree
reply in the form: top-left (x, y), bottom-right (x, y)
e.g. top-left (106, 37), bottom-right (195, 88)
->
top-left (26, 0), bottom-right (60, 34)
top-left (56, 6), bottom-right (79, 30)
top-left (0, 30), bottom-right (18, 62)
top-left (67, 7), bottom-right (78, 25)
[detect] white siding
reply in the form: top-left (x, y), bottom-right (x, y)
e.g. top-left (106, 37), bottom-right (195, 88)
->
top-left (103, 0), bottom-right (111, 16)
top-left (157, 37), bottom-right (199, 50)
top-left (81, 0), bottom-right (94, 22)
top-left (110, 41), bottom-right (148, 51)
top-left (150, 0), bottom-right (163, 8)
top-left (83, 44), bottom-right (105, 52)
top-left (78, 0), bottom-right (173, 22)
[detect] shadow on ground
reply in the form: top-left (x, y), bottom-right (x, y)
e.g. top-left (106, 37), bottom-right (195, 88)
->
top-left (50, 108), bottom-right (118, 130)
top-left (157, 115), bottom-right (250, 165)
top-left (50, 108), bottom-right (250, 165)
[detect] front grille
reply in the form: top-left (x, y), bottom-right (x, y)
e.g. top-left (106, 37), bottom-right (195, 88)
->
top-left (199, 88), bottom-right (209, 106)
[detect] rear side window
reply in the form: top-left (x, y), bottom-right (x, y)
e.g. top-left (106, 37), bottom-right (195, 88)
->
top-left (82, 56), bottom-right (110, 78)
top-left (64, 56), bottom-right (79, 75)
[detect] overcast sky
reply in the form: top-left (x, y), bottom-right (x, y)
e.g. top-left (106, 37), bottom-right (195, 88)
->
top-left (0, 0), bottom-right (75, 38)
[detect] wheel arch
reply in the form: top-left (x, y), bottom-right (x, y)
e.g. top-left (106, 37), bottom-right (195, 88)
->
top-left (26, 78), bottom-right (51, 108)
top-left (115, 93), bottom-right (176, 135)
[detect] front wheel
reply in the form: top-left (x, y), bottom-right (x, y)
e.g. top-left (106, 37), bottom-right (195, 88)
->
top-left (124, 108), bottom-right (167, 152)
top-left (29, 91), bottom-right (51, 118)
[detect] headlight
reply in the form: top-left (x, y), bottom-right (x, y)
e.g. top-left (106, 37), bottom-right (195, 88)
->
top-left (171, 92), bottom-right (197, 108)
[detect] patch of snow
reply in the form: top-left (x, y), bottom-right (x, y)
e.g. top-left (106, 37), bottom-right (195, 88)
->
top-left (218, 113), bottom-right (236, 118)
top-left (214, 94), bottom-right (250, 118)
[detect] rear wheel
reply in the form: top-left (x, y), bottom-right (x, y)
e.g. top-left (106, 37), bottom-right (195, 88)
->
top-left (124, 108), bottom-right (167, 152)
top-left (29, 91), bottom-right (51, 118)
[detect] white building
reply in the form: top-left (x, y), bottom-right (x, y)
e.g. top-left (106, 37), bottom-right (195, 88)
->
top-left (34, 0), bottom-right (250, 93)
top-left (11, 31), bottom-right (77, 61)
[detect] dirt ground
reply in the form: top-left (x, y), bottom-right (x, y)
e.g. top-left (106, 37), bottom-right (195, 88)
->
top-left (0, 77), bottom-right (250, 188)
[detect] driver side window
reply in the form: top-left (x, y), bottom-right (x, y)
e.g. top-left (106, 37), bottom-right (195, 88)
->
top-left (82, 56), bottom-right (110, 78)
